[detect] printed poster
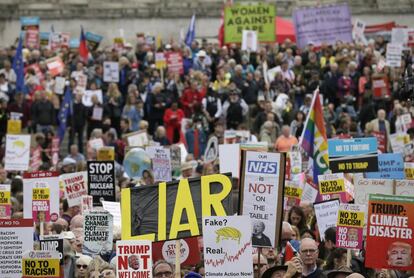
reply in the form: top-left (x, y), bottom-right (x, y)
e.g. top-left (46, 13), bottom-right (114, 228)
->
top-left (103, 61), bottom-right (119, 83)
top-left (87, 161), bottom-right (116, 206)
top-left (46, 56), bottom-right (64, 77)
top-left (314, 199), bottom-right (340, 241)
top-left (102, 200), bottom-right (121, 228)
top-left (165, 52), bottom-right (184, 75)
top-left (22, 250), bottom-right (60, 278)
top-left (365, 153), bottom-right (405, 180)
top-left (60, 171), bottom-right (88, 207)
top-left (386, 43), bottom-right (403, 68)
top-left (32, 182), bottom-right (51, 222)
top-left (0, 184), bottom-right (11, 219)
top-left (83, 211), bottom-right (114, 256)
top-left (152, 237), bottom-right (200, 266)
top-left (5, 134), bottom-right (31, 171)
top-left (146, 146), bottom-right (172, 182)
top-left (116, 240), bottom-right (152, 278)
top-left (318, 173), bottom-right (348, 203)
top-left (336, 204), bottom-right (365, 249)
top-left (202, 216), bottom-right (253, 277)
top-left (39, 235), bottom-right (64, 265)
top-left (284, 183), bottom-right (302, 212)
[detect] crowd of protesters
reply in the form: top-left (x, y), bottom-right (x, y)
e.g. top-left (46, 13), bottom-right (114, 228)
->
top-left (1, 26), bottom-right (414, 278)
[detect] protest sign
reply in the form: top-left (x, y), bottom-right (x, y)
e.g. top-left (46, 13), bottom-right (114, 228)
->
top-left (69, 38), bottom-right (79, 49)
top-left (40, 32), bottom-right (49, 47)
top-left (300, 182), bottom-right (319, 205)
top-left (203, 216), bottom-right (253, 277)
top-left (219, 144), bottom-right (240, 178)
top-left (39, 235), bottom-right (64, 265)
top-left (22, 250), bottom-right (60, 278)
top-left (152, 237), bottom-right (200, 266)
top-left (102, 200), bottom-right (121, 228)
top-left (240, 151), bottom-right (284, 248)
top-left (328, 137), bottom-right (378, 173)
top-left (242, 30), bottom-right (258, 52)
top-left (5, 134), bottom-right (30, 171)
top-left (155, 52), bottom-right (167, 70)
top-left (390, 133), bottom-right (410, 154)
top-left (284, 183), bottom-right (302, 212)
top-left (146, 146), bottom-right (172, 182)
top-left (365, 153), bottom-right (405, 179)
top-left (165, 52), bottom-right (184, 75)
top-left (85, 31), bottom-right (103, 51)
top-left (46, 56), bottom-right (64, 77)
top-left (116, 240), bottom-right (152, 278)
top-left (372, 75), bottom-right (391, 99)
top-left (60, 171), bottom-right (88, 207)
top-left (113, 37), bottom-right (124, 52)
top-left (318, 173), bottom-right (347, 202)
top-left (97, 147), bottom-right (115, 161)
top-left (224, 3), bottom-right (275, 43)
top-left (87, 161), bottom-right (116, 206)
top-left (336, 204), bottom-right (365, 249)
top-left (74, 72), bottom-right (87, 95)
top-left (25, 29), bottom-right (39, 49)
top-left (0, 219), bottom-right (34, 278)
top-left (0, 184), bottom-right (11, 219)
top-left (83, 211), bottom-right (114, 256)
top-left (169, 145), bottom-right (181, 171)
top-left (7, 119), bottom-right (21, 134)
top-left (124, 130), bottom-right (149, 147)
top-left (293, 3), bottom-right (352, 48)
top-left (354, 178), bottom-right (394, 215)
top-left (82, 90), bottom-right (103, 107)
top-left (405, 163), bottom-right (414, 180)
top-left (314, 199), bottom-right (340, 241)
top-left (81, 195), bottom-right (93, 215)
top-left (366, 194), bottom-right (414, 270)
top-left (103, 61), bottom-right (119, 83)
top-left (121, 173), bottom-right (233, 241)
top-left (289, 151), bottom-right (302, 175)
top-left (23, 172), bottom-right (59, 222)
top-left (54, 76), bottom-right (66, 95)
top-left (371, 131), bottom-right (386, 153)
top-left (386, 43), bottom-right (403, 68)
top-left (20, 16), bottom-right (39, 31)
top-left (5, 220), bottom-right (37, 275)
top-left (392, 28), bottom-right (408, 46)
top-left (353, 19), bottom-right (367, 45)
top-left (92, 106), bottom-right (103, 120)
top-left (396, 180), bottom-right (414, 196)
top-left (204, 136), bottom-right (219, 163)
top-left (396, 113), bottom-right (412, 134)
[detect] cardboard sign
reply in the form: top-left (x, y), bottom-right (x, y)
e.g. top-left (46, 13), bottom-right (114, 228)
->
top-left (102, 201), bottom-right (121, 228)
top-left (240, 151), bottom-right (284, 248)
top-left (224, 3), bottom-right (275, 43)
top-left (22, 251), bottom-right (60, 278)
top-left (5, 134), bottom-right (31, 171)
top-left (353, 178), bottom-right (393, 215)
top-left (155, 52), bottom-right (167, 70)
top-left (293, 3), bottom-right (352, 48)
top-left (336, 204), bottom-right (365, 249)
top-left (241, 30), bottom-right (258, 52)
top-left (103, 61), bottom-right (119, 83)
top-left (116, 240), bottom-right (152, 277)
top-left (87, 161), bottom-right (116, 206)
top-left (165, 52), bottom-right (184, 75)
top-left (405, 163), bottom-right (414, 180)
top-left (83, 211), bottom-right (114, 256)
top-left (314, 199), bottom-right (340, 241)
top-left (23, 172), bottom-right (59, 223)
top-left (386, 43), bottom-right (403, 68)
top-left (0, 184), bottom-right (11, 219)
top-left (152, 237), bottom-right (200, 266)
top-left (125, 131), bottom-right (149, 147)
top-left (366, 194), bottom-right (414, 270)
top-left (202, 216), bottom-right (253, 277)
top-left (39, 235), bottom-right (64, 265)
top-left (396, 180), bottom-right (414, 196)
top-left (81, 195), bottom-right (93, 215)
top-left (60, 171), bottom-right (88, 207)
top-left (328, 137), bottom-right (378, 173)
top-left (318, 173), bottom-right (347, 203)
top-left (390, 133), bottom-right (411, 154)
top-left (97, 147), bottom-right (115, 161)
top-left (365, 153), bottom-right (405, 180)
top-left (0, 219), bottom-right (34, 278)
top-left (46, 56), bottom-right (64, 77)
top-left (146, 146), bottom-right (172, 182)
top-left (204, 136), bottom-right (219, 163)
top-left (121, 173), bottom-right (233, 241)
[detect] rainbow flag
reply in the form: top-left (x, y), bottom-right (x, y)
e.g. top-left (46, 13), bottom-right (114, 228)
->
top-left (299, 89), bottom-right (329, 183)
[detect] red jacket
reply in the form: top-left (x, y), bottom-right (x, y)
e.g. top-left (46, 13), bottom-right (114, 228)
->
top-left (163, 108), bottom-right (185, 144)
top-left (180, 87), bottom-right (205, 117)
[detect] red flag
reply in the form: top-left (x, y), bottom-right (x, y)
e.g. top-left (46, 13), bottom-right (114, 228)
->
top-left (285, 241), bottom-right (296, 262)
top-left (79, 26), bottom-right (89, 64)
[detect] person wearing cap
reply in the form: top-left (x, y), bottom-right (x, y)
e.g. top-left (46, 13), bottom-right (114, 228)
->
top-left (180, 162), bottom-right (194, 179)
top-left (222, 83), bottom-right (249, 129)
top-left (193, 50), bottom-right (210, 76)
top-left (61, 157), bottom-right (77, 174)
top-left (326, 265), bottom-right (353, 278)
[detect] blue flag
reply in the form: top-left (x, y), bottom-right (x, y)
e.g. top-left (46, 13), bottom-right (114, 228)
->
top-left (12, 35), bottom-right (24, 93)
top-left (58, 86), bottom-right (72, 142)
top-left (185, 14), bottom-right (196, 47)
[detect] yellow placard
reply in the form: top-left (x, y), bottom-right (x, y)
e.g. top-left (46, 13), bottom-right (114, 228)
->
top-left (7, 119), bottom-right (22, 134)
top-left (319, 179), bottom-right (345, 194)
top-left (337, 210), bottom-right (364, 228)
top-left (97, 147), bottom-right (115, 161)
top-left (22, 258), bottom-right (60, 277)
top-left (33, 188), bottom-right (50, 200)
top-left (0, 191), bottom-right (10, 205)
top-left (284, 186), bottom-right (303, 199)
top-left (405, 166), bottom-right (414, 180)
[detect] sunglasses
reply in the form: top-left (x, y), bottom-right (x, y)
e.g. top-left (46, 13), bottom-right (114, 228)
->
top-left (77, 264), bottom-right (88, 269)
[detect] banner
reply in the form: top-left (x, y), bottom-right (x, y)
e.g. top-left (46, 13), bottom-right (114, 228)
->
top-left (241, 30), bottom-right (258, 52)
top-left (39, 235), bottom-right (64, 265)
top-left (328, 137), bottom-right (378, 173)
top-left (165, 52), bottom-right (184, 75)
top-left (386, 43), bottom-right (403, 68)
top-left (116, 240), bottom-right (152, 278)
top-left (146, 146), bottom-right (172, 182)
top-left (240, 151), bottom-right (284, 248)
top-left (0, 184), bottom-right (11, 219)
top-left (293, 3), bottom-right (352, 48)
top-left (203, 216), bottom-right (253, 277)
top-left (152, 237), bottom-right (200, 266)
top-left (0, 219), bottom-right (34, 278)
top-left (87, 161), bottom-right (116, 206)
top-left (405, 163), bottom-right (414, 180)
top-left (23, 172), bottom-right (59, 222)
top-left (103, 61), bottom-right (119, 83)
top-left (224, 3), bottom-right (275, 43)
top-left (22, 251), bottom-right (60, 278)
top-left (336, 204), bottom-right (365, 249)
top-left (366, 194), bottom-right (414, 270)
top-left (60, 171), bottom-right (88, 207)
top-left (85, 32), bottom-right (103, 51)
top-left (318, 173), bottom-right (347, 202)
top-left (314, 199), bottom-right (340, 241)
top-left (365, 153), bottom-right (405, 179)
top-left (5, 134), bottom-right (30, 171)
top-left (83, 211), bottom-right (113, 256)
top-left (121, 173), bottom-right (233, 241)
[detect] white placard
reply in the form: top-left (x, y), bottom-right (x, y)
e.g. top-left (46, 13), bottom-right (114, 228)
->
top-left (92, 106), bottom-right (103, 121)
top-left (314, 199), bottom-right (340, 241)
top-left (242, 30), bottom-right (258, 52)
top-left (82, 89), bottom-right (103, 107)
top-left (145, 146), bottom-right (172, 182)
top-left (60, 171), bottom-right (88, 207)
top-left (386, 43), bottom-right (403, 68)
top-left (395, 179), bottom-right (414, 196)
top-left (300, 182), bottom-right (318, 204)
top-left (391, 28), bottom-right (408, 46)
top-left (103, 61), bottom-right (119, 83)
top-left (353, 177), bottom-right (393, 215)
top-left (219, 144), bottom-right (240, 178)
top-left (83, 211), bottom-right (113, 256)
top-left (54, 76), bottom-right (66, 95)
top-left (102, 200), bottom-right (122, 228)
top-left (5, 134), bottom-right (31, 171)
top-left (116, 240), bottom-right (152, 277)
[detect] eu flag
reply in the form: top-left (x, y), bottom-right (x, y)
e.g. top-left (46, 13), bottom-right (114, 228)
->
top-left (58, 86), bottom-right (72, 142)
top-left (185, 14), bottom-right (196, 47)
top-left (12, 35), bottom-right (24, 93)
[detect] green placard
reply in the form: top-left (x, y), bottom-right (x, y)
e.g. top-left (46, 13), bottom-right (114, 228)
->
top-left (224, 3), bottom-right (276, 44)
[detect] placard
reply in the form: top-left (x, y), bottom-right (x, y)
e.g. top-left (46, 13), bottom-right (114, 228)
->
top-left (103, 61), bottom-right (119, 83)
top-left (204, 136), bottom-right (219, 163)
top-left (54, 77), bottom-right (65, 95)
top-left (46, 56), bottom-right (64, 77)
top-left (0, 184), bottom-right (11, 219)
top-left (300, 182), bottom-right (318, 204)
top-left (32, 182), bottom-right (51, 222)
top-left (22, 250), bottom-right (60, 278)
top-left (396, 113), bottom-right (412, 134)
top-left (102, 200), bottom-right (121, 228)
top-left (284, 183), bottom-right (302, 212)
top-left (353, 177), bottom-right (394, 215)
top-left (318, 173), bottom-right (347, 202)
top-left (386, 43), bottom-right (403, 68)
top-left (81, 195), bottom-right (93, 215)
top-left (85, 32), bottom-right (103, 51)
top-left (82, 90), bottom-right (103, 107)
top-left (241, 30), bottom-right (258, 52)
top-left (87, 161), bottom-right (116, 206)
top-left (83, 211), bottom-right (114, 256)
top-left (0, 219), bottom-right (34, 278)
top-left (365, 153), bottom-right (405, 179)
top-left (396, 180), bottom-right (414, 196)
top-left (116, 240), bottom-right (152, 278)
top-left (146, 146), bottom-right (172, 182)
top-left (392, 28), bottom-right (409, 46)
top-left (152, 237), bottom-right (200, 266)
top-left (97, 147), bottom-right (115, 161)
top-left (39, 235), bottom-right (64, 265)
top-left (165, 52), bottom-right (184, 75)
top-left (314, 199), bottom-right (340, 241)
top-left (125, 131), bottom-right (149, 147)
top-left (240, 151), bottom-right (285, 248)
top-left (219, 144), bottom-right (240, 178)
top-left (405, 163), bottom-right (414, 180)
top-left (60, 171), bottom-right (88, 207)
top-left (5, 134), bottom-right (31, 171)
top-left (155, 52), bottom-right (167, 70)
top-left (203, 216), bottom-right (253, 277)
top-left (336, 204), bottom-right (365, 249)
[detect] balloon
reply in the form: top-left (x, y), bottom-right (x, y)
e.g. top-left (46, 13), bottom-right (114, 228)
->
top-left (123, 148), bottom-right (151, 178)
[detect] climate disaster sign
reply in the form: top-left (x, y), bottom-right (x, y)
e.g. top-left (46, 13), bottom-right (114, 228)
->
top-left (240, 151), bottom-right (284, 248)
top-left (116, 240), bottom-right (152, 278)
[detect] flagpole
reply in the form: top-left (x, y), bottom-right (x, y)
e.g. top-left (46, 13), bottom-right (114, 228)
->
top-left (298, 87), bottom-right (319, 146)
